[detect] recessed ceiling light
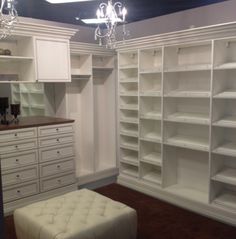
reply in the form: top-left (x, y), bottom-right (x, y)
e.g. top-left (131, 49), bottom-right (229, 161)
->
top-left (45, 0), bottom-right (96, 4)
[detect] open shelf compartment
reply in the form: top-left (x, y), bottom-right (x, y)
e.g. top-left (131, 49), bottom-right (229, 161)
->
top-left (139, 48), bottom-right (162, 73)
top-left (120, 109), bottom-right (138, 124)
top-left (140, 96), bottom-right (161, 120)
top-left (164, 97), bottom-right (210, 125)
top-left (140, 119), bottom-right (161, 143)
top-left (120, 148), bottom-right (139, 166)
top-left (120, 162), bottom-right (139, 178)
top-left (139, 72), bottom-right (162, 96)
top-left (164, 121), bottom-right (209, 151)
top-left (164, 71), bottom-right (211, 98)
top-left (120, 122), bottom-right (139, 137)
top-left (163, 145), bottom-right (209, 203)
top-left (119, 51), bottom-right (138, 69)
top-left (140, 140), bottom-right (162, 166)
top-left (164, 42), bottom-right (212, 72)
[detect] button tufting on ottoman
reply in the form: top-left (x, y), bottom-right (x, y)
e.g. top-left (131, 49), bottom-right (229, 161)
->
top-left (14, 189), bottom-right (137, 239)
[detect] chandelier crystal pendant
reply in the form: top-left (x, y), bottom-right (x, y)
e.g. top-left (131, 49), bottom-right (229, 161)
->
top-left (0, 0), bottom-right (18, 39)
top-left (82, 0), bottom-right (127, 48)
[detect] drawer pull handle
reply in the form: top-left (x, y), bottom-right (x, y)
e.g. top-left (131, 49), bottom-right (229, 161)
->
top-left (15, 133), bottom-right (18, 137)
top-left (15, 145), bottom-right (18, 149)
top-left (57, 165), bottom-right (61, 169)
top-left (15, 159), bottom-right (19, 163)
top-left (56, 128), bottom-right (59, 131)
top-left (16, 175), bottom-right (20, 179)
top-left (17, 190), bottom-right (21, 194)
top-left (57, 151), bottom-right (60, 154)
top-left (56, 139), bottom-right (60, 142)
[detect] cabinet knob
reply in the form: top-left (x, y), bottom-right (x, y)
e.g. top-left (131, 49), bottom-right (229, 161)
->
top-left (15, 133), bottom-right (18, 137)
top-left (56, 128), bottom-right (59, 132)
top-left (57, 165), bottom-right (61, 169)
top-left (16, 174), bottom-right (20, 179)
top-left (15, 145), bottom-right (18, 149)
top-left (15, 159), bottom-right (19, 163)
top-left (56, 139), bottom-right (60, 142)
top-left (57, 151), bottom-right (60, 154)
top-left (17, 190), bottom-right (21, 194)
top-left (57, 179), bottom-right (61, 184)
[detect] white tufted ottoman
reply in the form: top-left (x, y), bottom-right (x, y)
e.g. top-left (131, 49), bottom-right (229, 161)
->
top-left (14, 189), bottom-right (137, 239)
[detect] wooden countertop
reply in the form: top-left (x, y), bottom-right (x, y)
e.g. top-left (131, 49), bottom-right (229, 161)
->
top-left (0, 116), bottom-right (74, 131)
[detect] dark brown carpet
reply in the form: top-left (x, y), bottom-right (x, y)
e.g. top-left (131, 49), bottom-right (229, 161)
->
top-left (4, 183), bottom-right (236, 239)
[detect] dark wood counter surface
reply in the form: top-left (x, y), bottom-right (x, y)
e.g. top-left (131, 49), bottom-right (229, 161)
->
top-left (0, 116), bottom-right (74, 131)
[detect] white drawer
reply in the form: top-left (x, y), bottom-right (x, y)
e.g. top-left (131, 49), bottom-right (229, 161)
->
top-left (2, 165), bottom-right (39, 187)
top-left (0, 139), bottom-right (38, 154)
top-left (40, 158), bottom-right (74, 177)
top-left (3, 180), bottom-right (39, 203)
top-left (0, 128), bottom-right (37, 143)
top-left (40, 172), bottom-right (75, 192)
top-left (38, 134), bottom-right (74, 148)
top-left (1, 150), bottom-right (38, 170)
top-left (38, 124), bottom-right (73, 137)
top-left (39, 144), bottom-right (75, 163)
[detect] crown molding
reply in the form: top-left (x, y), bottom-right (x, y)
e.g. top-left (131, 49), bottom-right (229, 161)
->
top-left (116, 21), bottom-right (236, 51)
top-left (5, 21), bottom-right (78, 40)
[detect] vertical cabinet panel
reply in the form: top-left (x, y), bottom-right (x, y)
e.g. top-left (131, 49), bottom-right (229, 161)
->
top-left (35, 38), bottom-right (71, 82)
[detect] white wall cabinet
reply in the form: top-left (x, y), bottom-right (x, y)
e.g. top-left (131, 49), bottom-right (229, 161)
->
top-left (35, 38), bottom-right (71, 82)
top-left (117, 26), bottom-right (236, 226)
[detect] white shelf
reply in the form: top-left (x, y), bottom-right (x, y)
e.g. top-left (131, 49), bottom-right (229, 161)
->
top-left (214, 191), bottom-right (236, 211)
top-left (166, 184), bottom-right (208, 203)
top-left (165, 112), bottom-right (210, 125)
top-left (139, 68), bottom-right (162, 74)
top-left (119, 64), bottom-right (138, 69)
top-left (140, 133), bottom-right (162, 143)
top-left (140, 111), bottom-right (161, 120)
top-left (142, 171), bottom-right (161, 184)
top-left (120, 91), bottom-right (138, 96)
top-left (120, 117), bottom-right (139, 124)
top-left (121, 155), bottom-right (139, 166)
top-left (119, 78), bottom-right (138, 83)
top-left (140, 91), bottom-right (161, 97)
top-left (213, 141), bottom-right (236, 157)
top-left (120, 142), bottom-right (139, 151)
top-left (0, 55), bottom-right (34, 61)
top-left (214, 62), bottom-right (236, 70)
top-left (165, 90), bottom-right (210, 98)
top-left (120, 129), bottom-right (139, 137)
top-left (212, 167), bottom-right (236, 186)
top-left (121, 167), bottom-right (139, 178)
top-left (120, 104), bottom-right (138, 110)
top-left (166, 135), bottom-right (209, 151)
top-left (214, 90), bottom-right (236, 99)
top-left (93, 66), bottom-right (113, 71)
top-left (213, 115), bottom-right (236, 128)
top-left (141, 152), bottom-right (162, 166)
top-left (165, 64), bottom-right (211, 72)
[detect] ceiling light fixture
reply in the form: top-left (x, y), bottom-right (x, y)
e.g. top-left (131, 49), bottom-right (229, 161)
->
top-left (81, 0), bottom-right (127, 49)
top-left (0, 0), bottom-right (18, 39)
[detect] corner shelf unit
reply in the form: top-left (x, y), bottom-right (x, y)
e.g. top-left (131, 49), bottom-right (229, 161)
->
top-left (117, 30), bottom-right (236, 225)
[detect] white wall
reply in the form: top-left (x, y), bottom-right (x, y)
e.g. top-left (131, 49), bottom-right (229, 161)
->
top-left (117, 0), bottom-right (236, 40)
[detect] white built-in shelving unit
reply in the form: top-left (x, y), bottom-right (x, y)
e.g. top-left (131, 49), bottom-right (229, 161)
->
top-left (117, 25), bottom-right (236, 225)
top-left (55, 43), bottom-right (118, 185)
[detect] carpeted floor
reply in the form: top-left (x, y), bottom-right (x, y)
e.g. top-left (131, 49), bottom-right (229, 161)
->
top-left (4, 183), bottom-right (236, 239)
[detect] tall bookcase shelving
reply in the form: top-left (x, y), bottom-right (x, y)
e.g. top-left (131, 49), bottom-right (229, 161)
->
top-left (117, 24), bottom-right (236, 225)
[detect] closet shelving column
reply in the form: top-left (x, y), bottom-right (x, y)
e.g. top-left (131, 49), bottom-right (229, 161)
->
top-left (211, 38), bottom-right (236, 210)
top-left (119, 51), bottom-right (139, 178)
top-left (162, 42), bottom-right (212, 203)
top-left (139, 48), bottom-right (163, 185)
top-left (92, 55), bottom-right (117, 172)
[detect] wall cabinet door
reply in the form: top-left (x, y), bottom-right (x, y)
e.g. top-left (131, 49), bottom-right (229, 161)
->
top-left (35, 38), bottom-right (71, 82)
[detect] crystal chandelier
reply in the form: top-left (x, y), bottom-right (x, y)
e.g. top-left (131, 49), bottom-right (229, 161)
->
top-left (0, 0), bottom-right (18, 39)
top-left (82, 0), bottom-right (127, 48)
